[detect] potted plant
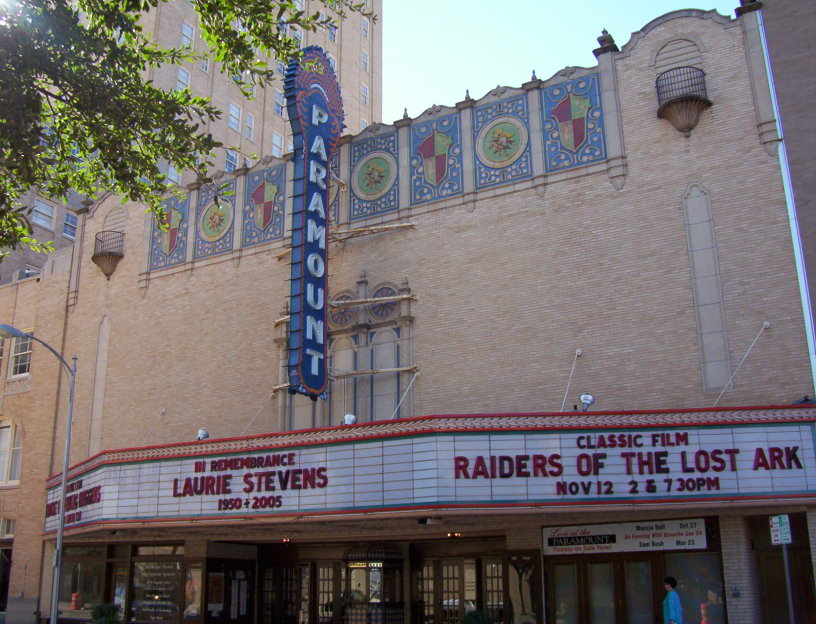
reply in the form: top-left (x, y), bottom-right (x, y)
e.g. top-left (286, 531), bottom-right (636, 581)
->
top-left (90, 603), bottom-right (121, 624)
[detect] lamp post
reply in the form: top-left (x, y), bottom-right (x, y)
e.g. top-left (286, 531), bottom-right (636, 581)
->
top-left (0, 324), bottom-right (76, 624)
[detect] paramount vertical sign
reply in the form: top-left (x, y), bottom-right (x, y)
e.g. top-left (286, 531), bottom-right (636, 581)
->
top-left (285, 47), bottom-right (344, 399)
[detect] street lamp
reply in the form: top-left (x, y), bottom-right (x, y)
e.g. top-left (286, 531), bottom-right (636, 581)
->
top-left (0, 324), bottom-right (76, 624)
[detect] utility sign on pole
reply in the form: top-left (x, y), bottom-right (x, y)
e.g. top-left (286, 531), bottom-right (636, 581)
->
top-left (770, 514), bottom-right (792, 545)
top-left (770, 514), bottom-right (795, 624)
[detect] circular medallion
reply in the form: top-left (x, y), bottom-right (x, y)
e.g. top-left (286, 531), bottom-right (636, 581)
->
top-left (476, 117), bottom-right (528, 168)
top-left (370, 285), bottom-right (398, 319)
top-left (330, 293), bottom-right (358, 328)
top-left (198, 199), bottom-right (233, 242)
top-left (351, 152), bottom-right (397, 201)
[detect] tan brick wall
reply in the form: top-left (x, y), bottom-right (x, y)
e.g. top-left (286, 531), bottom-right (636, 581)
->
top-left (720, 515), bottom-right (762, 623)
top-left (0, 9), bottom-right (811, 623)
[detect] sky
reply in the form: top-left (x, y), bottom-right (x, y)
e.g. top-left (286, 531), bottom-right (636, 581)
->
top-left (381, 0), bottom-right (735, 122)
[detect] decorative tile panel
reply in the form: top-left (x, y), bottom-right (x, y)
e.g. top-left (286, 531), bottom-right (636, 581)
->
top-left (349, 132), bottom-right (399, 221)
top-left (329, 151), bottom-right (341, 223)
top-left (242, 165), bottom-right (286, 247)
top-left (541, 73), bottom-right (607, 172)
top-left (149, 193), bottom-right (189, 270)
top-left (194, 180), bottom-right (236, 259)
top-left (409, 113), bottom-right (463, 206)
top-left (473, 94), bottom-right (532, 190)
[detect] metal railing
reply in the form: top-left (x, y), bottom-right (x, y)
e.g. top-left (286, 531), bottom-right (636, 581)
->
top-left (656, 66), bottom-right (709, 108)
top-left (93, 230), bottom-right (124, 256)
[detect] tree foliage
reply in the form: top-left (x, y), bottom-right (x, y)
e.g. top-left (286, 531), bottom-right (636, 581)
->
top-left (0, 0), bottom-right (371, 253)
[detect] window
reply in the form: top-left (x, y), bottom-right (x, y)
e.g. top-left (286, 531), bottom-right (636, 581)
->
top-left (225, 149), bottom-right (238, 173)
top-left (0, 421), bottom-right (20, 483)
top-left (200, 57), bottom-right (210, 73)
top-left (0, 518), bottom-right (14, 537)
top-left (328, 24), bottom-right (336, 42)
top-left (274, 91), bottom-right (286, 116)
top-left (327, 55), bottom-right (336, 72)
top-left (181, 22), bottom-right (194, 48)
top-left (0, 340), bottom-right (4, 376)
top-left (361, 120), bottom-right (368, 130)
top-left (276, 59), bottom-right (286, 75)
top-left (167, 165), bottom-right (181, 185)
top-left (9, 335), bottom-right (32, 377)
top-left (362, 17), bottom-right (369, 38)
top-left (361, 84), bottom-right (368, 106)
top-left (21, 265), bottom-right (40, 279)
top-left (292, 29), bottom-right (302, 49)
top-left (278, 19), bottom-right (288, 37)
top-left (361, 51), bottom-right (368, 72)
top-left (228, 102), bottom-right (241, 131)
top-left (176, 67), bottom-right (190, 91)
top-left (63, 212), bottom-right (78, 238)
top-left (287, 139), bottom-right (294, 153)
top-left (272, 133), bottom-right (283, 158)
top-left (31, 198), bottom-right (54, 229)
top-left (245, 113), bottom-right (254, 140)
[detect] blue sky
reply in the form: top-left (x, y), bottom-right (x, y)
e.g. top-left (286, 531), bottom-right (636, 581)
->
top-left (381, 1), bottom-right (735, 122)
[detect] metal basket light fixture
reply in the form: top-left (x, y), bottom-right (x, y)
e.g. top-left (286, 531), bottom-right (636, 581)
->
top-left (656, 66), bottom-right (712, 136)
top-left (91, 230), bottom-right (125, 279)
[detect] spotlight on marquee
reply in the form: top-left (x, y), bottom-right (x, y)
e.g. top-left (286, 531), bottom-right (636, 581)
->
top-left (343, 413), bottom-right (357, 426)
top-left (197, 429), bottom-right (210, 441)
top-left (579, 393), bottom-right (596, 412)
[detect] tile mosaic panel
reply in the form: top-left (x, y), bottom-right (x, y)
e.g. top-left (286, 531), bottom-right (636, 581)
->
top-left (329, 151), bottom-right (341, 223)
top-left (194, 180), bottom-right (237, 259)
top-left (242, 165), bottom-right (286, 247)
top-left (149, 193), bottom-right (190, 270)
top-left (349, 132), bottom-right (399, 221)
top-left (541, 73), bottom-right (607, 172)
top-left (473, 94), bottom-right (533, 190)
top-left (409, 113), bottom-right (463, 205)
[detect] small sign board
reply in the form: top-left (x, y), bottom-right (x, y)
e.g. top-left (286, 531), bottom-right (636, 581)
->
top-left (542, 518), bottom-right (706, 555)
top-left (770, 514), bottom-right (792, 545)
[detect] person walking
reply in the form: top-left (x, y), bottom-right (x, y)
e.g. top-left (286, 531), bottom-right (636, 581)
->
top-left (663, 576), bottom-right (683, 624)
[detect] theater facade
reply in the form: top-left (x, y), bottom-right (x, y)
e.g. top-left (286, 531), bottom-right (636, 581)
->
top-left (4, 2), bottom-right (816, 624)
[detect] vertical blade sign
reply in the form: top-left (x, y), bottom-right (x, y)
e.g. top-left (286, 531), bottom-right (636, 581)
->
top-left (285, 47), bottom-right (344, 399)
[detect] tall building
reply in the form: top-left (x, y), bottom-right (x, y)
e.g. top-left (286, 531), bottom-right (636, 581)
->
top-left (0, 0), bottom-right (383, 283)
top-left (2, 3), bottom-right (816, 624)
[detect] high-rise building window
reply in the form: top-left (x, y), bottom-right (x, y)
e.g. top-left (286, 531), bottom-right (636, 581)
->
top-left (245, 113), bottom-right (254, 140)
top-left (361, 120), bottom-right (368, 130)
top-left (362, 17), bottom-right (369, 38)
top-left (181, 22), bottom-right (194, 48)
top-left (274, 91), bottom-right (286, 116)
top-left (228, 102), bottom-right (241, 131)
top-left (167, 165), bottom-right (181, 185)
top-left (225, 149), bottom-right (238, 173)
top-left (328, 24), bottom-right (337, 42)
top-left (200, 57), bottom-right (209, 73)
top-left (31, 198), bottom-right (54, 229)
top-left (0, 518), bottom-right (14, 537)
top-left (292, 29), bottom-right (302, 49)
top-left (361, 84), bottom-right (369, 106)
top-left (293, 0), bottom-right (303, 9)
top-left (63, 212), bottom-right (78, 238)
top-left (272, 133), bottom-right (283, 158)
top-left (176, 67), bottom-right (191, 91)
top-left (276, 59), bottom-right (286, 75)
top-left (361, 51), bottom-right (368, 72)
top-left (327, 55), bottom-right (336, 73)
top-left (9, 335), bottom-right (32, 377)
top-left (0, 421), bottom-right (21, 483)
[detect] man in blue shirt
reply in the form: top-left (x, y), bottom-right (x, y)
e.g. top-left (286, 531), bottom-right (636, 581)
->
top-left (663, 576), bottom-right (683, 624)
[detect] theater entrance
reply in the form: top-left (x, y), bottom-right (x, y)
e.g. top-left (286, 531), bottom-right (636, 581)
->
top-left (546, 555), bottom-right (659, 624)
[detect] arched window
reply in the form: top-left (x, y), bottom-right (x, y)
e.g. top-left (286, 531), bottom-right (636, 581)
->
top-left (371, 329), bottom-right (399, 421)
top-left (0, 421), bottom-right (21, 484)
top-left (329, 337), bottom-right (357, 425)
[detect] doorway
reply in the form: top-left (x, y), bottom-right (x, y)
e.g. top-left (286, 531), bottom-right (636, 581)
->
top-left (546, 555), bottom-right (659, 624)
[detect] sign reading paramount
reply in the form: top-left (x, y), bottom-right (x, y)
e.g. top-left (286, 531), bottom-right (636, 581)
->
top-left (43, 421), bottom-right (816, 532)
top-left (285, 46), bottom-right (343, 398)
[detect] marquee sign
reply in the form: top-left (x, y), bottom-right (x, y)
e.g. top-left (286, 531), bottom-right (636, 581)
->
top-left (44, 421), bottom-right (816, 532)
top-left (285, 46), bottom-right (344, 398)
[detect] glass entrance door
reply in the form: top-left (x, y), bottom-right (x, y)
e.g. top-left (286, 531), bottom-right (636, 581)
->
top-left (547, 556), bottom-right (656, 624)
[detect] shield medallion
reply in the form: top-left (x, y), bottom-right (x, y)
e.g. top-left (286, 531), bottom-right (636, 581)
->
top-left (161, 206), bottom-right (183, 256)
top-left (417, 131), bottom-right (453, 186)
top-left (250, 181), bottom-right (280, 231)
top-left (552, 94), bottom-right (591, 152)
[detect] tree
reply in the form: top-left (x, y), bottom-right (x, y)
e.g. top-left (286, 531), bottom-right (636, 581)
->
top-left (0, 0), bottom-right (371, 253)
